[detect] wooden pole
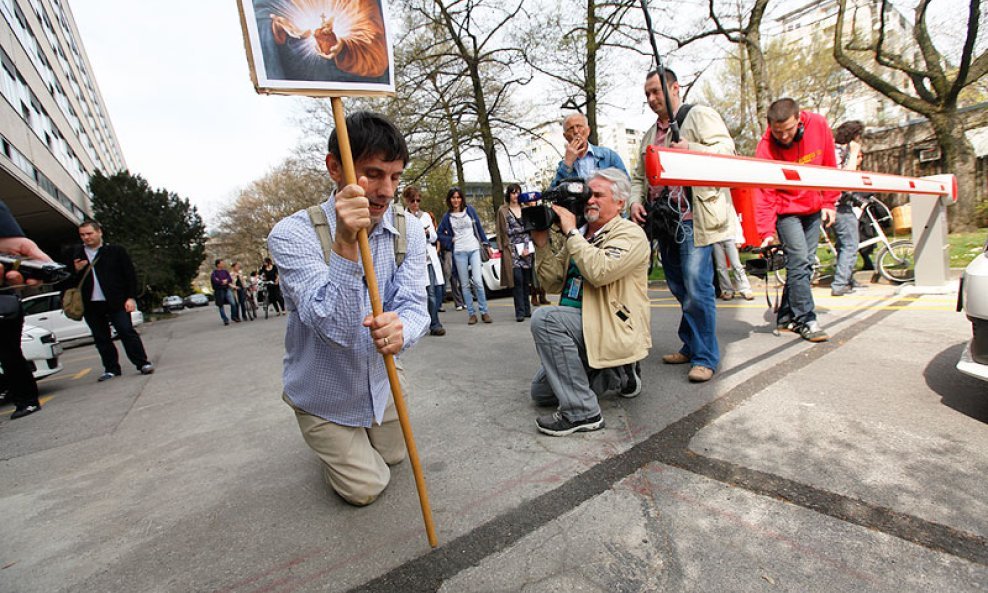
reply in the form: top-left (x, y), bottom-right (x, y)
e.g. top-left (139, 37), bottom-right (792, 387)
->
top-left (330, 97), bottom-right (438, 548)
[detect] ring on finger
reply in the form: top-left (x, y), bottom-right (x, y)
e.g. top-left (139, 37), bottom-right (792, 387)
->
top-left (383, 336), bottom-right (390, 346)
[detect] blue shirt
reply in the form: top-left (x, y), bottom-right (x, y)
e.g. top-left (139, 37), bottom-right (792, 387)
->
top-left (551, 143), bottom-right (629, 187)
top-left (267, 195), bottom-right (429, 427)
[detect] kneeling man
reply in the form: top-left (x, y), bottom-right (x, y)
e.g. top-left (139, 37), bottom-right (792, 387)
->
top-left (530, 168), bottom-right (651, 436)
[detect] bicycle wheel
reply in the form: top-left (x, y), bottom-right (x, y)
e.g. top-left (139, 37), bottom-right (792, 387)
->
top-left (876, 239), bottom-right (915, 284)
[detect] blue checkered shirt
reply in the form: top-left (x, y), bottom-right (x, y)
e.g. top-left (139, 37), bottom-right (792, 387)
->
top-left (268, 195), bottom-right (429, 427)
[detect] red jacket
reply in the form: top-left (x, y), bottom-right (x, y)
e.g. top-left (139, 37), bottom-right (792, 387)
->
top-left (754, 111), bottom-right (839, 239)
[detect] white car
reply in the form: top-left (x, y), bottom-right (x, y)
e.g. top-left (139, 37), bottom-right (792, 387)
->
top-left (0, 323), bottom-right (63, 380)
top-left (20, 291), bottom-right (144, 344)
top-left (957, 241), bottom-right (988, 381)
top-left (162, 295), bottom-right (184, 311)
top-left (481, 243), bottom-right (509, 295)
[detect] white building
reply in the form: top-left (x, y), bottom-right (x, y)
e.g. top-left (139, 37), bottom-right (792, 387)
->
top-left (0, 0), bottom-right (125, 247)
top-left (520, 118), bottom-right (644, 190)
top-left (772, 0), bottom-right (916, 127)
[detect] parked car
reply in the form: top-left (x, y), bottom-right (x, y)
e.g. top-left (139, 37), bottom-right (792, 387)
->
top-left (184, 293), bottom-right (209, 307)
top-left (0, 323), bottom-right (63, 381)
top-left (480, 243), bottom-right (508, 296)
top-left (20, 291), bottom-right (144, 344)
top-left (162, 295), bottom-right (184, 311)
top-left (957, 239), bottom-right (988, 382)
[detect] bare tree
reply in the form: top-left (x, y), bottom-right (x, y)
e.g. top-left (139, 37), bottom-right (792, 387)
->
top-left (834, 0), bottom-right (987, 230)
top-left (519, 0), bottom-right (646, 144)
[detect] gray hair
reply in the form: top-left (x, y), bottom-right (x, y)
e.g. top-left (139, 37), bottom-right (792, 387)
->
top-left (562, 112), bottom-right (587, 129)
top-left (591, 168), bottom-right (631, 204)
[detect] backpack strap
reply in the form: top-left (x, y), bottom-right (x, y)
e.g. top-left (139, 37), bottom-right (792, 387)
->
top-left (307, 202), bottom-right (407, 267)
top-left (392, 202), bottom-right (407, 267)
top-left (307, 205), bottom-right (333, 264)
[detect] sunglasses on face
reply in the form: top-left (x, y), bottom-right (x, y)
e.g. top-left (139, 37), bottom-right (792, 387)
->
top-left (407, 198), bottom-right (421, 203)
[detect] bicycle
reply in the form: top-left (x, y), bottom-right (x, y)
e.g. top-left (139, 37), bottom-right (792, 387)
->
top-left (773, 195), bottom-right (915, 285)
top-left (257, 280), bottom-right (274, 319)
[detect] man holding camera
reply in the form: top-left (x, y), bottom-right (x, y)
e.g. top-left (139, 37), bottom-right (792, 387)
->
top-left (551, 113), bottom-right (628, 188)
top-left (629, 69), bottom-right (737, 383)
top-left (754, 98), bottom-right (838, 343)
top-left (529, 168), bottom-right (651, 436)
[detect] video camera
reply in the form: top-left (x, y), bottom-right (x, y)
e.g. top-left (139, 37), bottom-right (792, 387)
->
top-left (519, 178), bottom-right (592, 232)
top-left (0, 254), bottom-right (70, 284)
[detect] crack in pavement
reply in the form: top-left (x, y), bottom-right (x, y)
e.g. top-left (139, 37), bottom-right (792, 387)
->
top-left (347, 299), bottom-right (988, 593)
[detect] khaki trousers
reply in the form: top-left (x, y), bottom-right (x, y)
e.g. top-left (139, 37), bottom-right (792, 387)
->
top-left (284, 382), bottom-right (407, 506)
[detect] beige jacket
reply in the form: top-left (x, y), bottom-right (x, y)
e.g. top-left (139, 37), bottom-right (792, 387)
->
top-left (535, 216), bottom-right (651, 369)
top-left (629, 104), bottom-right (737, 246)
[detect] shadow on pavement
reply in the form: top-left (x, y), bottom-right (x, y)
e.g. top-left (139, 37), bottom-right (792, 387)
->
top-left (925, 342), bottom-right (988, 423)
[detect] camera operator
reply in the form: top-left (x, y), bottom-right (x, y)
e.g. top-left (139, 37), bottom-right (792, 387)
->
top-left (529, 168), bottom-right (651, 437)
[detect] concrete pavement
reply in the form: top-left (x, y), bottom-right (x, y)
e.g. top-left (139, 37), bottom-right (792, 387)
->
top-left (0, 280), bottom-right (985, 592)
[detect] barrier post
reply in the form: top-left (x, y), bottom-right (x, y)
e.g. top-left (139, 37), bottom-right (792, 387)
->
top-left (909, 174), bottom-right (956, 293)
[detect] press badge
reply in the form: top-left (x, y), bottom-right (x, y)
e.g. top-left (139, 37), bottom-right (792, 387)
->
top-left (566, 277), bottom-right (582, 300)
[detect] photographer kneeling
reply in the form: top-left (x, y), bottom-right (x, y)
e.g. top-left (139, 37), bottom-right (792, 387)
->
top-left (529, 168), bottom-right (652, 436)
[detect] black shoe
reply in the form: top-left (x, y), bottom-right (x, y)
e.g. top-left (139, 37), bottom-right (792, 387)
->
top-left (536, 412), bottom-right (604, 436)
top-left (140, 364), bottom-right (155, 375)
top-left (223, 321), bottom-right (229, 326)
top-left (796, 320), bottom-right (829, 343)
top-left (11, 403), bottom-right (41, 419)
top-left (619, 362), bottom-right (641, 398)
top-left (98, 372), bottom-right (117, 382)
top-left (430, 327), bottom-right (446, 336)
top-left (516, 316), bottom-right (524, 322)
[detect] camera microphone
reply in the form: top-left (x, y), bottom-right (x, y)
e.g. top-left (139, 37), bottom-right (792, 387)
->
top-left (518, 191), bottom-right (542, 204)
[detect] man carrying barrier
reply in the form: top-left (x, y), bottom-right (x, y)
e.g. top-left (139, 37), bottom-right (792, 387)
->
top-left (529, 168), bottom-right (651, 436)
top-left (267, 111), bottom-right (429, 506)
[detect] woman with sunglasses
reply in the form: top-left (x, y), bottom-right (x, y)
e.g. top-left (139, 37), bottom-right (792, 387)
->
top-left (496, 183), bottom-right (534, 321)
top-left (437, 187), bottom-right (493, 324)
top-left (401, 186), bottom-right (445, 335)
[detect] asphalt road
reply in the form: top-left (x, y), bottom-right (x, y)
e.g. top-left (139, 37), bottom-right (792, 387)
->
top-left (1, 282), bottom-right (985, 593)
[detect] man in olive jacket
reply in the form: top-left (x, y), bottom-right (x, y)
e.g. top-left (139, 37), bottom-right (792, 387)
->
top-left (530, 168), bottom-right (651, 436)
top-left (628, 68), bottom-right (737, 383)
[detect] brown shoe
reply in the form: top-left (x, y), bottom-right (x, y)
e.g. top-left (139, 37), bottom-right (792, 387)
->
top-left (662, 352), bottom-right (690, 365)
top-left (719, 291), bottom-right (734, 301)
top-left (531, 295), bottom-right (540, 307)
top-left (688, 366), bottom-right (714, 382)
top-left (468, 315), bottom-right (478, 325)
top-left (481, 313), bottom-right (492, 323)
top-left (539, 293), bottom-right (551, 305)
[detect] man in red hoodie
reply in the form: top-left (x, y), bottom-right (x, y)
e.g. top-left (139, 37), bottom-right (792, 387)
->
top-left (755, 98), bottom-right (838, 343)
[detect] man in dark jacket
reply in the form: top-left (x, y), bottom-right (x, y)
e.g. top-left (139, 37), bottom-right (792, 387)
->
top-left (0, 200), bottom-right (49, 418)
top-left (72, 221), bottom-right (153, 381)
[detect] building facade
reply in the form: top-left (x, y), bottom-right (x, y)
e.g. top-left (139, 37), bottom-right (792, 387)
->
top-left (0, 0), bottom-right (124, 248)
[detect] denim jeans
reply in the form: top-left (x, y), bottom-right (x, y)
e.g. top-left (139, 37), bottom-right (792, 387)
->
top-left (832, 206), bottom-right (859, 290)
top-left (776, 212), bottom-right (822, 325)
top-left (427, 265), bottom-right (443, 330)
top-left (511, 267), bottom-right (532, 319)
top-left (215, 288), bottom-right (233, 323)
top-left (658, 220), bottom-right (719, 370)
top-left (453, 249), bottom-right (488, 316)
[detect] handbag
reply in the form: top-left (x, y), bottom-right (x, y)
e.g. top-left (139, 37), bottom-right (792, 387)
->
top-left (63, 257), bottom-right (96, 321)
top-left (480, 246), bottom-right (491, 263)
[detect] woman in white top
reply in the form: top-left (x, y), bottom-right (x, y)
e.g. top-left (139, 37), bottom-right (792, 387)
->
top-left (437, 187), bottom-right (493, 325)
top-left (401, 186), bottom-right (445, 335)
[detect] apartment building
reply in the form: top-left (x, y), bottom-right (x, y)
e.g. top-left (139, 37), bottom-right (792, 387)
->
top-left (0, 0), bottom-right (124, 247)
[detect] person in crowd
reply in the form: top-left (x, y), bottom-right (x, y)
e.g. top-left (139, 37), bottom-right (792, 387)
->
top-left (231, 261), bottom-right (254, 320)
top-left (755, 98), bottom-right (839, 343)
top-left (831, 120), bottom-right (867, 297)
top-left (496, 183), bottom-right (534, 322)
top-left (0, 200), bottom-right (49, 418)
top-left (628, 68), bottom-right (738, 383)
top-left (437, 187), bottom-right (493, 325)
top-left (402, 186), bottom-right (445, 336)
top-left (210, 258), bottom-right (239, 325)
top-left (260, 257), bottom-right (285, 316)
top-left (530, 168), bottom-right (651, 436)
top-left (551, 112), bottom-right (628, 187)
top-left (440, 243), bottom-right (464, 311)
top-left (712, 217), bottom-right (754, 301)
top-left (71, 221), bottom-right (154, 381)
top-left (267, 111), bottom-right (428, 506)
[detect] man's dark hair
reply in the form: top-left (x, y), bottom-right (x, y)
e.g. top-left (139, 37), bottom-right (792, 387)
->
top-left (504, 183), bottom-right (521, 204)
top-left (264, 257), bottom-right (272, 265)
top-left (214, 258), bottom-right (223, 267)
top-left (327, 111), bottom-right (409, 166)
top-left (834, 120), bottom-right (865, 145)
top-left (446, 187), bottom-right (468, 212)
top-left (79, 220), bottom-right (102, 232)
top-left (646, 68), bottom-right (678, 85)
top-left (767, 98), bottom-right (800, 124)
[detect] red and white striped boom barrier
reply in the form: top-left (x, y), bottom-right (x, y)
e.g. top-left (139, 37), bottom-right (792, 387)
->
top-left (643, 145), bottom-right (958, 290)
top-left (644, 146), bottom-right (957, 200)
